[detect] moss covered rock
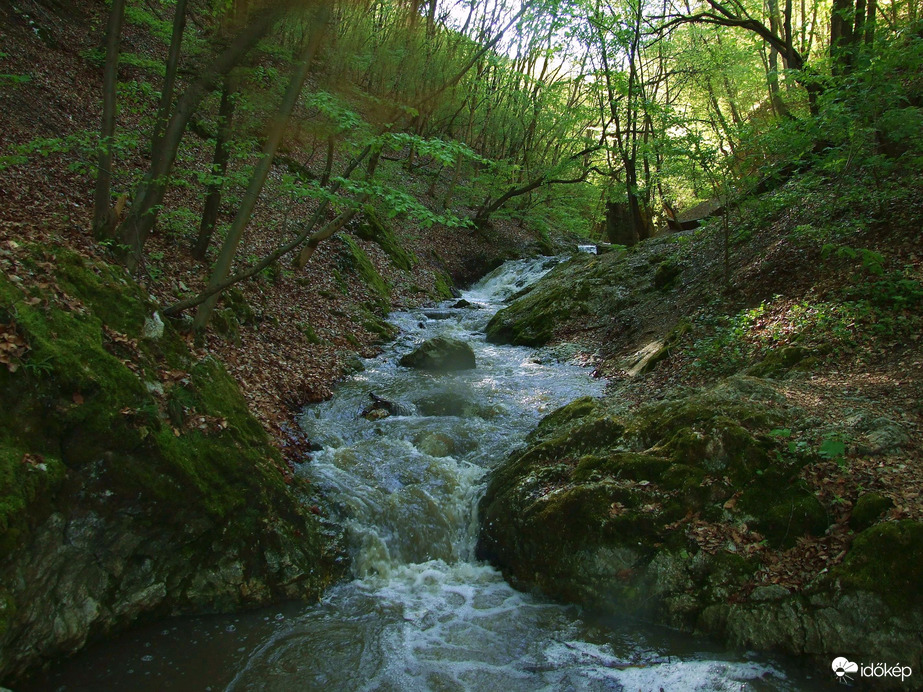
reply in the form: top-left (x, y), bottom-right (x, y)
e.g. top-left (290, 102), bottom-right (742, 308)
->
top-left (485, 254), bottom-right (598, 347)
top-left (399, 336), bottom-right (476, 371)
top-left (849, 492), bottom-right (894, 532)
top-left (478, 377), bottom-right (923, 676)
top-left (0, 245), bottom-right (347, 683)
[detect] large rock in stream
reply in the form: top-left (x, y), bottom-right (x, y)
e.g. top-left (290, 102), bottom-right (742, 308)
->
top-left (399, 336), bottom-right (476, 371)
top-left (477, 377), bottom-right (923, 682)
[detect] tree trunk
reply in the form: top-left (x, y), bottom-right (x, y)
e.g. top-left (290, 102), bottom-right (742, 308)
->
top-left (831, 0), bottom-right (856, 75)
top-left (191, 73), bottom-right (238, 261)
top-left (193, 7), bottom-right (330, 331)
top-left (92, 0), bottom-right (126, 241)
top-left (152, 0), bottom-right (189, 155)
top-left (117, 4), bottom-right (288, 271)
top-left (320, 136), bottom-right (335, 186)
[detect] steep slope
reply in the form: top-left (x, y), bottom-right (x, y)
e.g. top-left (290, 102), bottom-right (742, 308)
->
top-left (477, 170), bottom-right (923, 678)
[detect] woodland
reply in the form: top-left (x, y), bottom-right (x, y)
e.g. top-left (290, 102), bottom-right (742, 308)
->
top-left (0, 0), bottom-right (922, 684)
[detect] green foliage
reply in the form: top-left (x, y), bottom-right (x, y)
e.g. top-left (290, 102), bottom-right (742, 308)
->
top-left (0, 73), bottom-right (31, 85)
top-left (817, 435), bottom-right (847, 466)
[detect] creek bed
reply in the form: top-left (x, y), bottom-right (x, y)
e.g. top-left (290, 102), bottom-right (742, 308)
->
top-left (25, 257), bottom-right (823, 691)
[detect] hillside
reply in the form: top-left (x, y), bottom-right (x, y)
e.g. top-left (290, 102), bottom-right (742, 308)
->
top-left (0, 0), bottom-right (552, 681)
top-left (2, 0), bottom-right (923, 684)
top-left (478, 166), bottom-right (923, 678)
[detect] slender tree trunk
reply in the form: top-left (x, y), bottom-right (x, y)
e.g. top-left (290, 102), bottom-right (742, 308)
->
top-left (864, 0), bottom-right (877, 44)
top-left (163, 146), bottom-right (375, 317)
top-left (295, 147), bottom-right (380, 268)
top-left (320, 136), bottom-right (336, 186)
top-left (152, 0), bottom-right (189, 155)
top-left (191, 73), bottom-right (238, 261)
top-left (193, 7), bottom-right (330, 331)
top-left (92, 0), bottom-right (126, 241)
top-left (831, 0), bottom-right (856, 75)
top-left (117, 4), bottom-right (287, 271)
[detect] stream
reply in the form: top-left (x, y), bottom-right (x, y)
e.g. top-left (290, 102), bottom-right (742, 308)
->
top-left (27, 257), bottom-right (823, 691)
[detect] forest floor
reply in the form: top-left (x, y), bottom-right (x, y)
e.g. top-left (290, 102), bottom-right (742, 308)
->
top-left (0, 0), bottom-right (548, 466)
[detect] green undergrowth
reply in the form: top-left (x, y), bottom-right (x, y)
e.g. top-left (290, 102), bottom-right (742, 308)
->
top-left (687, 271), bottom-right (923, 376)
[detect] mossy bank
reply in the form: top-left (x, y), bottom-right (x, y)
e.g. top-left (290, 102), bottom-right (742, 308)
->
top-left (0, 243), bottom-right (347, 684)
top-left (477, 377), bottom-right (923, 686)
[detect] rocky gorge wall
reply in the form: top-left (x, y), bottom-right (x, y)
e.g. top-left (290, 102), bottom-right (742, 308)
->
top-left (0, 245), bottom-right (348, 684)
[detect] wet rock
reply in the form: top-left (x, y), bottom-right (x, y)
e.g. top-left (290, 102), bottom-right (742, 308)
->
top-left (0, 248), bottom-right (348, 683)
top-left (413, 432), bottom-right (456, 457)
top-left (413, 391), bottom-right (499, 418)
top-left (399, 336), bottom-right (476, 371)
top-left (360, 392), bottom-right (413, 419)
top-left (422, 310), bottom-right (454, 320)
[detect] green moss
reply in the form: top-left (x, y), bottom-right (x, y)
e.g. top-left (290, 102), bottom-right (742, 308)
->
top-left (339, 234), bottom-right (390, 301)
top-left (573, 452), bottom-right (671, 483)
top-left (359, 304), bottom-right (398, 343)
top-left (433, 271), bottom-right (455, 300)
top-left (737, 478), bottom-right (829, 548)
top-left (653, 261), bottom-right (682, 290)
top-left (529, 396), bottom-right (599, 440)
top-left (0, 245), bottom-right (321, 556)
top-left (660, 463), bottom-right (707, 491)
top-left (836, 520), bottom-right (923, 609)
top-left (484, 256), bottom-right (603, 347)
top-left (485, 281), bottom-right (574, 346)
top-left (849, 492), bottom-right (894, 532)
top-left (0, 443), bottom-right (66, 557)
top-left (529, 483), bottom-right (647, 547)
top-left (220, 287), bottom-right (256, 325)
top-left (356, 209), bottom-right (417, 271)
top-left (746, 346), bottom-right (819, 378)
top-left (299, 322), bottom-right (323, 344)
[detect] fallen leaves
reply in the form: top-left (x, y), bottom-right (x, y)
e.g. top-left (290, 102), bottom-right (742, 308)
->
top-left (0, 323), bottom-right (30, 371)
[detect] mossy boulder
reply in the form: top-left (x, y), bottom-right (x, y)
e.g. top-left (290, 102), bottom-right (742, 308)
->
top-left (835, 520), bottom-right (923, 610)
top-left (477, 378), bottom-right (823, 619)
top-left (485, 255), bottom-right (597, 347)
top-left (736, 477), bottom-right (829, 548)
top-left (478, 377), bottom-right (923, 672)
top-left (0, 245), bottom-right (347, 683)
top-left (399, 336), bottom-right (476, 371)
top-left (746, 345), bottom-right (823, 378)
top-left (849, 492), bottom-right (894, 532)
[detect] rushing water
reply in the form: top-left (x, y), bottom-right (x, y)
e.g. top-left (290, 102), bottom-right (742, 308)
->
top-left (27, 257), bottom-right (823, 691)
